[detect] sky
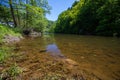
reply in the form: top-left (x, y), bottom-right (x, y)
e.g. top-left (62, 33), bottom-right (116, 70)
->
top-left (46, 0), bottom-right (75, 21)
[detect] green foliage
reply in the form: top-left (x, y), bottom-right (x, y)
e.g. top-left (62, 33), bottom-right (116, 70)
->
top-left (96, 0), bottom-right (120, 36)
top-left (0, 25), bottom-right (21, 43)
top-left (0, 5), bottom-right (11, 26)
top-left (7, 63), bottom-right (22, 77)
top-left (0, 45), bottom-right (13, 64)
top-left (55, 0), bottom-right (120, 36)
top-left (0, 0), bottom-right (51, 33)
top-left (0, 63), bottom-right (23, 79)
top-left (44, 20), bottom-right (56, 33)
top-left (25, 4), bottom-right (46, 31)
top-left (0, 46), bottom-right (12, 63)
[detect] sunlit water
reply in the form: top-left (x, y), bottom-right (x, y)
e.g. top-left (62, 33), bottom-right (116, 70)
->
top-left (18, 34), bottom-right (120, 80)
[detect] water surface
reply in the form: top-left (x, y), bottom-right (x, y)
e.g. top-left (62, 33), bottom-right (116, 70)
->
top-left (18, 34), bottom-right (120, 80)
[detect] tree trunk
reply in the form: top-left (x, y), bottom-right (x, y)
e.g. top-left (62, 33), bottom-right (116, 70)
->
top-left (16, 0), bottom-right (22, 27)
top-left (9, 0), bottom-right (17, 27)
top-left (26, 0), bottom-right (29, 28)
top-left (16, 6), bottom-right (20, 26)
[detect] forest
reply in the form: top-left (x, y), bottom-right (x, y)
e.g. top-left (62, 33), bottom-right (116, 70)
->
top-left (55, 0), bottom-right (120, 36)
top-left (0, 0), bottom-right (54, 33)
top-left (0, 0), bottom-right (120, 36)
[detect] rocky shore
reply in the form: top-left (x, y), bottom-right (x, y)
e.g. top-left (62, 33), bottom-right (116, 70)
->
top-left (3, 34), bottom-right (23, 44)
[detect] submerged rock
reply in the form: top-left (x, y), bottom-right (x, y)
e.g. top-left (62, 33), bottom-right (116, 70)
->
top-left (39, 50), bottom-right (47, 53)
top-left (30, 32), bottom-right (41, 37)
top-left (23, 29), bottom-right (41, 37)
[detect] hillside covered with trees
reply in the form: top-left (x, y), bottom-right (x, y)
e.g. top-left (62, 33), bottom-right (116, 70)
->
top-left (55, 0), bottom-right (120, 36)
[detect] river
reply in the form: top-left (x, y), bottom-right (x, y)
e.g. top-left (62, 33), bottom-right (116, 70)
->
top-left (17, 34), bottom-right (120, 80)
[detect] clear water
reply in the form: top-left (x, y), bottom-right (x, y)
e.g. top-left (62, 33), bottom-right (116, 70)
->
top-left (18, 34), bottom-right (120, 80)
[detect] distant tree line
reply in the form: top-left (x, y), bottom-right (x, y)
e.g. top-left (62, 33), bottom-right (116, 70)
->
top-left (55, 0), bottom-right (120, 36)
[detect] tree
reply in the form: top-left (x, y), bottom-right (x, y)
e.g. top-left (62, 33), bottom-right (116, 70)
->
top-left (9, 0), bottom-right (17, 27)
top-left (0, 0), bottom-right (51, 33)
top-left (0, 5), bottom-right (11, 26)
top-left (55, 0), bottom-right (120, 36)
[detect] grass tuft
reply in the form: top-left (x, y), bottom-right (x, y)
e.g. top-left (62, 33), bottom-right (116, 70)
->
top-left (0, 63), bottom-right (23, 80)
top-left (0, 46), bottom-right (12, 63)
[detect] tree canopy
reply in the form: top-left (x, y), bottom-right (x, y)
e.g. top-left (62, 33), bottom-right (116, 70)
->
top-left (0, 0), bottom-right (51, 32)
top-left (55, 0), bottom-right (120, 36)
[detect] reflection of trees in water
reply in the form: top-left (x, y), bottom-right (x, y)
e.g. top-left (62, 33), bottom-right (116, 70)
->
top-left (42, 34), bottom-right (66, 58)
top-left (42, 34), bottom-right (56, 45)
top-left (42, 34), bottom-right (64, 56)
top-left (53, 34), bottom-right (71, 48)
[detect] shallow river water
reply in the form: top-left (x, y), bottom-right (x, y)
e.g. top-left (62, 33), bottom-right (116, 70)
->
top-left (18, 34), bottom-right (120, 80)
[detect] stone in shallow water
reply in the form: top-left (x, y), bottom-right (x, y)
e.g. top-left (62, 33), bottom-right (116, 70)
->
top-left (39, 50), bottom-right (47, 53)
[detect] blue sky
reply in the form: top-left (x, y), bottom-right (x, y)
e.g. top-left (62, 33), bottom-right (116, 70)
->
top-left (46, 0), bottom-right (75, 21)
